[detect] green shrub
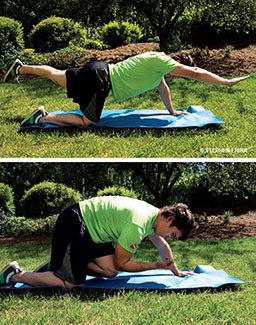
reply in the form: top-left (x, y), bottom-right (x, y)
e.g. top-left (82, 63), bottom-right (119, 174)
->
top-left (223, 210), bottom-right (233, 224)
top-left (0, 183), bottom-right (15, 219)
top-left (223, 45), bottom-right (235, 58)
top-left (0, 215), bottom-right (57, 238)
top-left (97, 186), bottom-right (138, 199)
top-left (22, 181), bottom-right (81, 218)
top-left (102, 21), bottom-right (143, 48)
top-left (69, 38), bottom-right (106, 50)
top-left (20, 47), bottom-right (86, 69)
top-left (29, 16), bottom-right (86, 53)
top-left (82, 39), bottom-right (106, 50)
top-left (0, 16), bottom-right (24, 71)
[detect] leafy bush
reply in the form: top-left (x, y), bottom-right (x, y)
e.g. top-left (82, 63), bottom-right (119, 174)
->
top-left (223, 211), bottom-right (233, 224)
top-left (0, 183), bottom-right (15, 219)
top-left (102, 21), bottom-right (143, 48)
top-left (22, 181), bottom-right (81, 218)
top-left (29, 16), bottom-right (86, 53)
top-left (223, 45), bottom-right (235, 58)
top-left (20, 47), bottom-right (86, 69)
top-left (97, 186), bottom-right (138, 199)
top-left (82, 39), bottom-right (106, 50)
top-left (0, 215), bottom-right (57, 238)
top-left (0, 16), bottom-right (24, 71)
top-left (69, 38), bottom-right (106, 50)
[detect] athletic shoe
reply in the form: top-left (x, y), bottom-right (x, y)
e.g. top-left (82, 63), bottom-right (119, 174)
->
top-left (3, 58), bottom-right (23, 82)
top-left (20, 106), bottom-right (48, 127)
top-left (0, 261), bottom-right (23, 285)
top-left (33, 261), bottom-right (50, 272)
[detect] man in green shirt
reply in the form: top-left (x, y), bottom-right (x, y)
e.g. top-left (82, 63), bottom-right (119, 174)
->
top-left (4, 52), bottom-right (249, 127)
top-left (0, 196), bottom-right (195, 289)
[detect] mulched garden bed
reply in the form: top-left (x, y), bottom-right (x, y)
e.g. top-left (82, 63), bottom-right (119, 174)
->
top-left (1, 212), bottom-right (255, 244)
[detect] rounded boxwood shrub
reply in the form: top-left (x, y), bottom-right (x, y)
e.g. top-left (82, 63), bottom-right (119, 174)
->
top-left (0, 183), bottom-right (15, 220)
top-left (97, 186), bottom-right (138, 199)
top-left (102, 21), bottom-right (143, 48)
top-left (0, 16), bottom-right (24, 70)
top-left (29, 16), bottom-right (86, 53)
top-left (22, 181), bottom-right (82, 218)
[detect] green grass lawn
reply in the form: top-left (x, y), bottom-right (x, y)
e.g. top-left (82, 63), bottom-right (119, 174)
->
top-left (0, 75), bottom-right (255, 158)
top-left (0, 237), bottom-right (255, 324)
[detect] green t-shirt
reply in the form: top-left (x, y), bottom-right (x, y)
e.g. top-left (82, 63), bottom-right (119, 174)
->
top-left (109, 51), bottom-right (177, 101)
top-left (79, 196), bottom-right (159, 253)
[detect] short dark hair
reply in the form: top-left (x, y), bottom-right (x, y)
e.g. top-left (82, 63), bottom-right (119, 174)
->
top-left (160, 203), bottom-right (194, 240)
top-left (171, 53), bottom-right (194, 66)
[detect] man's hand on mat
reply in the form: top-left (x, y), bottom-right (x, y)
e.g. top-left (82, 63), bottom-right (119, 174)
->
top-left (174, 270), bottom-right (194, 277)
top-left (172, 110), bottom-right (188, 116)
top-left (162, 260), bottom-right (194, 277)
top-left (170, 264), bottom-right (194, 277)
top-left (156, 260), bottom-right (193, 277)
top-left (228, 75), bottom-right (250, 87)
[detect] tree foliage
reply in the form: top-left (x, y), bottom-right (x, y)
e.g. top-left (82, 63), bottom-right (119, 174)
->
top-left (119, 0), bottom-right (206, 51)
top-left (0, 163), bottom-right (255, 216)
top-left (128, 163), bottom-right (186, 206)
top-left (199, 0), bottom-right (256, 34)
top-left (1, 0), bottom-right (255, 50)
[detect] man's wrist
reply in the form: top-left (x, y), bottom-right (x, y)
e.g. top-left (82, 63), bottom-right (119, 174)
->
top-left (168, 108), bottom-right (175, 115)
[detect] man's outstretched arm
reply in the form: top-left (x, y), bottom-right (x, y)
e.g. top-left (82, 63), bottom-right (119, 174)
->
top-left (149, 234), bottom-right (193, 277)
top-left (158, 78), bottom-right (186, 116)
top-left (170, 64), bottom-right (250, 87)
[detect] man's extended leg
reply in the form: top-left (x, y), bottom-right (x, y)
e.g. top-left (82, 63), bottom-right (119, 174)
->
top-left (39, 113), bottom-right (92, 127)
top-left (19, 65), bottom-right (67, 88)
top-left (0, 261), bottom-right (74, 289)
top-left (170, 64), bottom-right (250, 87)
top-left (12, 271), bottom-right (74, 289)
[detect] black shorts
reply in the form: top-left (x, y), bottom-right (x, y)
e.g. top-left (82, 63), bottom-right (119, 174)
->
top-left (50, 204), bottom-right (115, 284)
top-left (66, 61), bottom-right (111, 123)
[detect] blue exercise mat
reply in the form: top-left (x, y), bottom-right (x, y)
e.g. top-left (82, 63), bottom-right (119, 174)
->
top-left (0, 265), bottom-right (244, 292)
top-left (19, 106), bottom-right (224, 130)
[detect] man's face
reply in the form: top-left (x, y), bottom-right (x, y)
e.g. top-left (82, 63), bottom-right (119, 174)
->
top-left (155, 215), bottom-right (183, 239)
top-left (161, 226), bottom-right (183, 240)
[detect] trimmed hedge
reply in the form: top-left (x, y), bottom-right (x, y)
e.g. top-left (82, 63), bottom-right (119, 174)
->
top-left (0, 16), bottom-right (24, 70)
top-left (29, 16), bottom-right (86, 53)
top-left (20, 47), bottom-right (86, 69)
top-left (22, 181), bottom-right (81, 218)
top-left (0, 215), bottom-right (57, 238)
top-left (102, 21), bottom-right (143, 48)
top-left (97, 186), bottom-right (138, 199)
top-left (0, 183), bottom-right (15, 219)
